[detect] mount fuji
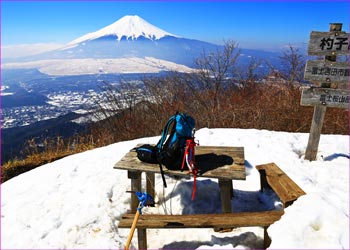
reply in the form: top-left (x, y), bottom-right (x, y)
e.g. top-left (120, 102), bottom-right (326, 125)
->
top-left (3, 15), bottom-right (279, 75)
top-left (57, 14), bottom-right (211, 65)
top-left (68, 15), bottom-right (179, 44)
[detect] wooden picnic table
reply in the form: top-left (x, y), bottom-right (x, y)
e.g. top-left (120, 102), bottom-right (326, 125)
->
top-left (114, 145), bottom-right (246, 213)
top-left (115, 147), bottom-right (307, 249)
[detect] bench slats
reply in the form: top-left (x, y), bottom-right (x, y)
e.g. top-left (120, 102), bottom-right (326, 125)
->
top-left (256, 163), bottom-right (306, 207)
top-left (118, 210), bottom-right (284, 229)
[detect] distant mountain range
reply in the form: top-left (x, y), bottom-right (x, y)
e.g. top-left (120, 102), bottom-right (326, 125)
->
top-left (3, 15), bottom-right (280, 75)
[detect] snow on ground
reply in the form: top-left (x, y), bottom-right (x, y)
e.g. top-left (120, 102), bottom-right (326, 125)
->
top-left (1, 128), bottom-right (349, 249)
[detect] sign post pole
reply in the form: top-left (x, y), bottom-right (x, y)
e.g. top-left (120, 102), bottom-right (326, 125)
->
top-left (304, 23), bottom-right (343, 161)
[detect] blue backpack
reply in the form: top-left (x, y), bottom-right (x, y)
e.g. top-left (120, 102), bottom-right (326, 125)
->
top-left (136, 113), bottom-right (196, 188)
top-left (156, 113), bottom-right (195, 169)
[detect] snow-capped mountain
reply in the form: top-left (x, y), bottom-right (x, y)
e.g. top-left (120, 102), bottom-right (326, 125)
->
top-left (3, 15), bottom-right (216, 74)
top-left (68, 15), bottom-right (179, 45)
top-left (3, 15), bottom-right (280, 75)
top-left (37, 14), bottom-right (220, 66)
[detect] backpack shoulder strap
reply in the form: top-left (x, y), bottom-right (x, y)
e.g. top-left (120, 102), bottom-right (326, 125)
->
top-left (156, 114), bottom-right (177, 151)
top-left (155, 114), bottom-right (178, 189)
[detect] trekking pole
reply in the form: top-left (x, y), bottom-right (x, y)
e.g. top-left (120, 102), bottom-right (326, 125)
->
top-left (124, 191), bottom-right (154, 250)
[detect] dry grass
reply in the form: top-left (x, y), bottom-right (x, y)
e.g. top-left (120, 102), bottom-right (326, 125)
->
top-left (2, 135), bottom-right (96, 183)
top-left (87, 79), bottom-right (348, 146)
top-left (2, 79), bottom-right (348, 183)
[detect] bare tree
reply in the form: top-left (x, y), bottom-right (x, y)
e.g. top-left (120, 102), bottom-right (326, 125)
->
top-left (91, 80), bottom-right (145, 142)
top-left (279, 45), bottom-right (306, 84)
top-left (235, 56), bottom-right (264, 87)
top-left (190, 40), bottom-right (241, 126)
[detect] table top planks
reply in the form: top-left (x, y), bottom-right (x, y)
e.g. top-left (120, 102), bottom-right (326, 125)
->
top-left (114, 145), bottom-right (246, 180)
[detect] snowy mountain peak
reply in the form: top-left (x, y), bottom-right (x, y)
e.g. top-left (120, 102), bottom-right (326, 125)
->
top-left (69, 15), bottom-right (178, 45)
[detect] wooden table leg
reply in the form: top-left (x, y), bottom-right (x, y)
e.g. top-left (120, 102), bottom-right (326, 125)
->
top-left (215, 179), bottom-right (233, 232)
top-left (218, 179), bottom-right (233, 213)
top-left (128, 171), bottom-right (141, 213)
top-left (127, 171), bottom-right (148, 249)
top-left (229, 180), bottom-right (234, 199)
top-left (141, 172), bottom-right (154, 250)
top-left (138, 228), bottom-right (147, 249)
top-left (146, 172), bottom-right (155, 199)
top-left (264, 226), bottom-right (271, 249)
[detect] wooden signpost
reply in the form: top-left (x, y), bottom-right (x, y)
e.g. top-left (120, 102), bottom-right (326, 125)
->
top-left (302, 23), bottom-right (349, 161)
top-left (308, 31), bottom-right (349, 56)
top-left (301, 87), bottom-right (350, 109)
top-left (304, 60), bottom-right (349, 88)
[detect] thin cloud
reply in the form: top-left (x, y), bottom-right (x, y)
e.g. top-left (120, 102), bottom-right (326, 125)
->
top-left (1, 43), bottom-right (65, 58)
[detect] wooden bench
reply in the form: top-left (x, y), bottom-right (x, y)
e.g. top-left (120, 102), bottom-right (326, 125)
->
top-left (119, 210), bottom-right (284, 249)
top-left (256, 162), bottom-right (306, 208)
top-left (119, 210), bottom-right (284, 229)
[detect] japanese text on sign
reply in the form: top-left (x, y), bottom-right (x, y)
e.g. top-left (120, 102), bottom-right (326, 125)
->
top-left (311, 67), bottom-right (350, 77)
top-left (319, 36), bottom-right (349, 51)
top-left (308, 31), bottom-right (350, 56)
top-left (319, 94), bottom-right (350, 104)
top-left (304, 60), bottom-right (349, 86)
top-left (301, 87), bottom-right (350, 109)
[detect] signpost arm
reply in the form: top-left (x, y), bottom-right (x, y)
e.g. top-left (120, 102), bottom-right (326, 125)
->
top-left (304, 23), bottom-right (343, 161)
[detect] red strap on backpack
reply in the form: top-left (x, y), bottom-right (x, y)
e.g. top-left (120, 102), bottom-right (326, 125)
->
top-left (181, 138), bottom-right (198, 200)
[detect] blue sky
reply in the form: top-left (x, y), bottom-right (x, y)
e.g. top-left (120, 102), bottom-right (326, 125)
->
top-left (1, 1), bottom-right (349, 51)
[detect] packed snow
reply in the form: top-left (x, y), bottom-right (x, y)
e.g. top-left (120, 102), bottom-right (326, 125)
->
top-left (1, 57), bottom-right (193, 76)
top-left (1, 128), bottom-right (349, 249)
top-left (68, 15), bottom-right (179, 46)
